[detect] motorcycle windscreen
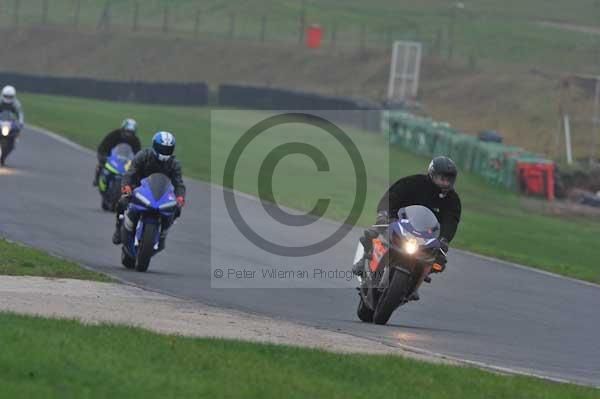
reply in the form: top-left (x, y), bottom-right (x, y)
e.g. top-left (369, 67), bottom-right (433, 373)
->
top-left (397, 205), bottom-right (440, 237)
top-left (111, 143), bottom-right (134, 161)
top-left (145, 173), bottom-right (173, 201)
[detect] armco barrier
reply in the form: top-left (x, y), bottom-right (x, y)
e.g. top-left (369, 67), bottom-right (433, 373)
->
top-left (218, 84), bottom-right (381, 132)
top-left (0, 72), bottom-right (208, 106)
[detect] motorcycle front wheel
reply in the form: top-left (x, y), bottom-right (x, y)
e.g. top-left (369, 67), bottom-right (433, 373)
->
top-left (136, 223), bottom-right (158, 272)
top-left (373, 269), bottom-right (413, 325)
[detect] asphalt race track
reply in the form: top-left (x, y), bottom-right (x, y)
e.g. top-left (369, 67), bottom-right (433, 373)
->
top-left (1, 126), bottom-right (599, 386)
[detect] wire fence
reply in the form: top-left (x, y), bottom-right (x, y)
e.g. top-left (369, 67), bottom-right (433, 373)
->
top-left (0, 0), bottom-right (453, 56)
top-left (0, 0), bottom-right (598, 71)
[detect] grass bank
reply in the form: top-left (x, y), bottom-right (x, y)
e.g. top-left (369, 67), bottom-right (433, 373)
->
top-left (2, 0), bottom-right (599, 70)
top-left (0, 238), bottom-right (111, 282)
top-left (1, 312), bottom-right (597, 399)
top-left (20, 93), bottom-right (600, 283)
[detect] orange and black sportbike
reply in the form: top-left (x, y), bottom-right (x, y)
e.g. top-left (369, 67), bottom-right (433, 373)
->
top-left (355, 205), bottom-right (446, 325)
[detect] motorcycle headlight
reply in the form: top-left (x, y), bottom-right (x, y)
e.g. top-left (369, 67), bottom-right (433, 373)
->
top-left (404, 238), bottom-right (418, 255)
top-left (1, 125), bottom-right (9, 136)
top-left (135, 192), bottom-right (151, 206)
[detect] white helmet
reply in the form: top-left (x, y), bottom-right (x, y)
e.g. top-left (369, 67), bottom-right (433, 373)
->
top-left (1, 86), bottom-right (16, 104)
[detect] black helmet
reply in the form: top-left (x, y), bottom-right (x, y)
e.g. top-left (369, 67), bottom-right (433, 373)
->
top-left (428, 156), bottom-right (457, 194)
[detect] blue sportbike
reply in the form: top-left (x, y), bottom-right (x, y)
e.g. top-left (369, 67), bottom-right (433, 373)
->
top-left (0, 110), bottom-right (21, 167)
top-left (98, 143), bottom-right (134, 211)
top-left (121, 173), bottom-right (179, 272)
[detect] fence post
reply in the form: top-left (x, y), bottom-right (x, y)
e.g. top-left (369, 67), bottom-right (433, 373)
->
top-left (41, 0), bottom-right (48, 24)
top-left (298, 0), bottom-right (306, 44)
top-left (228, 13), bottom-right (236, 39)
top-left (434, 28), bottom-right (442, 56)
top-left (162, 4), bottom-right (169, 33)
top-left (260, 15), bottom-right (267, 42)
top-left (468, 48), bottom-right (477, 70)
top-left (14, 0), bottom-right (20, 29)
top-left (194, 10), bottom-right (200, 37)
top-left (73, 0), bottom-right (81, 27)
top-left (359, 24), bottom-right (366, 53)
top-left (330, 22), bottom-right (337, 48)
top-left (132, 1), bottom-right (139, 32)
top-left (448, 7), bottom-right (457, 61)
top-left (386, 29), bottom-right (393, 46)
top-left (97, 0), bottom-right (112, 31)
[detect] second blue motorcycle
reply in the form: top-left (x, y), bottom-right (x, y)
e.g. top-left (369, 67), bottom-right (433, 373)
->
top-left (98, 143), bottom-right (134, 211)
top-left (121, 173), bottom-right (178, 272)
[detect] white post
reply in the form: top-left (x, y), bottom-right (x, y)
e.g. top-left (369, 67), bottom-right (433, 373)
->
top-left (564, 114), bottom-right (573, 165)
top-left (399, 45), bottom-right (410, 99)
top-left (387, 43), bottom-right (399, 100)
top-left (387, 41), bottom-right (422, 102)
top-left (412, 44), bottom-right (422, 97)
top-left (592, 77), bottom-right (600, 162)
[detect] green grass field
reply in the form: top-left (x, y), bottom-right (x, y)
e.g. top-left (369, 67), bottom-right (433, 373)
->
top-left (4, 0), bottom-right (600, 71)
top-left (19, 93), bottom-right (600, 283)
top-left (0, 238), bottom-right (111, 282)
top-left (1, 312), bottom-right (597, 399)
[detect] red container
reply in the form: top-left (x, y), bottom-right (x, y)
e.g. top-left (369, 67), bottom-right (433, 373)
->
top-left (516, 162), bottom-right (555, 201)
top-left (306, 25), bottom-right (323, 48)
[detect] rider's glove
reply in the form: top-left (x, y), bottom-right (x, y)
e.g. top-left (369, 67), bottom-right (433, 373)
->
top-left (375, 210), bottom-right (390, 225)
top-left (121, 185), bottom-right (133, 196)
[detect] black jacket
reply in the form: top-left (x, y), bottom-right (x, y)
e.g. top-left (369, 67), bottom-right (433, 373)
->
top-left (377, 174), bottom-right (461, 242)
top-left (122, 148), bottom-right (186, 197)
top-left (97, 129), bottom-right (141, 163)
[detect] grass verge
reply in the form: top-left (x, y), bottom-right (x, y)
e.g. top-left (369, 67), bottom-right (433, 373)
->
top-left (0, 238), bottom-right (111, 282)
top-left (20, 93), bottom-right (600, 284)
top-left (1, 312), bottom-right (598, 399)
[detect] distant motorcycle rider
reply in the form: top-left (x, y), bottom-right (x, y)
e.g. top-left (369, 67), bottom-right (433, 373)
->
top-left (0, 85), bottom-right (24, 166)
top-left (0, 85), bottom-right (24, 127)
top-left (353, 156), bottom-right (462, 301)
top-left (93, 118), bottom-right (141, 186)
top-left (112, 131), bottom-right (186, 250)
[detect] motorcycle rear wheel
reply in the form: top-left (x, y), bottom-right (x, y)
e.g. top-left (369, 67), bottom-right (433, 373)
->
top-left (373, 270), bottom-right (413, 325)
top-left (136, 223), bottom-right (158, 272)
top-left (357, 296), bottom-right (374, 323)
top-left (121, 248), bottom-right (135, 269)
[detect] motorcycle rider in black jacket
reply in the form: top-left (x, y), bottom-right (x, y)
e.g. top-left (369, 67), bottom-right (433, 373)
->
top-left (112, 131), bottom-right (186, 250)
top-left (93, 118), bottom-right (141, 186)
top-left (353, 156), bottom-right (462, 301)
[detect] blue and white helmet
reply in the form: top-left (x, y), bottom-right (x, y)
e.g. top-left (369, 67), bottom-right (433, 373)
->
top-left (152, 131), bottom-right (176, 162)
